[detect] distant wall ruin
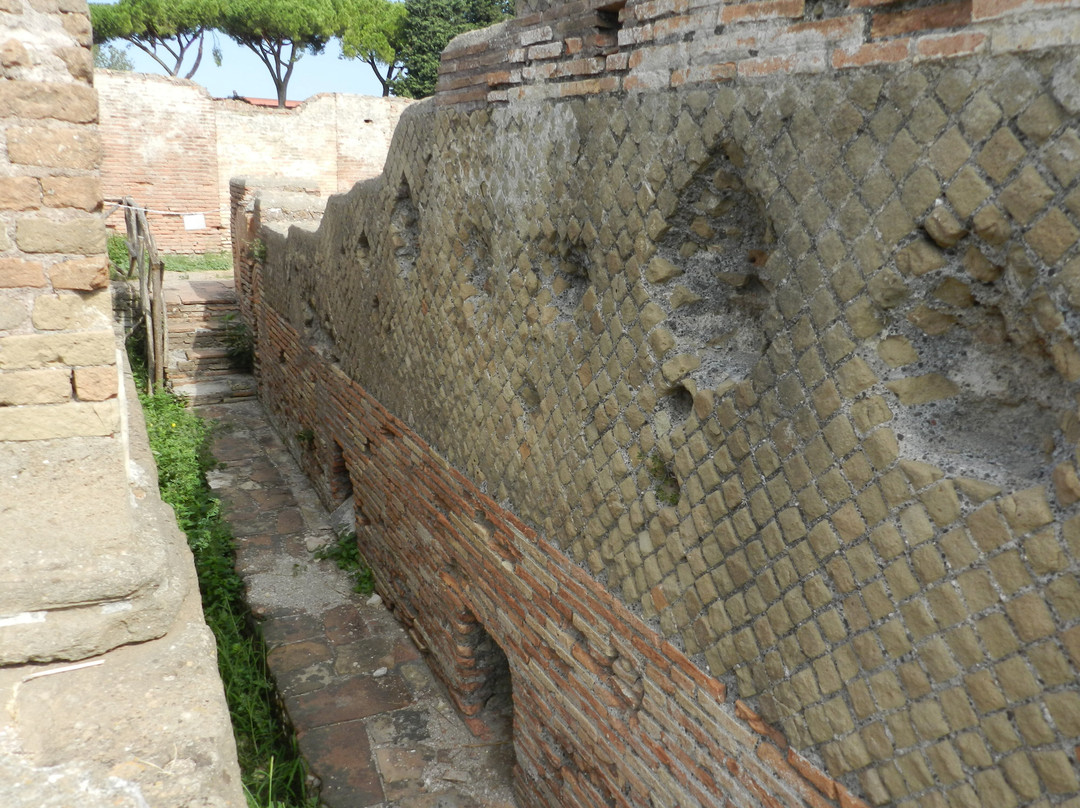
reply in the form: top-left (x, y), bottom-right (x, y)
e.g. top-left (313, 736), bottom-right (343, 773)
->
top-left (97, 71), bottom-right (410, 253)
top-left (233, 0), bottom-right (1080, 805)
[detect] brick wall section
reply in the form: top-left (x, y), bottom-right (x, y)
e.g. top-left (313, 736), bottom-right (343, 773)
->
top-left (0, 0), bottom-right (118, 441)
top-left (97, 72), bottom-right (410, 253)
top-left (232, 8), bottom-right (1080, 808)
top-left (439, 0), bottom-right (1080, 107)
top-left (97, 71), bottom-right (222, 253)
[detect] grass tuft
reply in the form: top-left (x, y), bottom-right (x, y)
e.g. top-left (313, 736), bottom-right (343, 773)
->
top-left (164, 251), bottom-right (234, 273)
top-left (137, 374), bottom-right (316, 808)
top-left (314, 531), bottom-right (376, 596)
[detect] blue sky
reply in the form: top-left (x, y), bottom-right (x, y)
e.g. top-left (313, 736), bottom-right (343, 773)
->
top-left (101, 25), bottom-right (386, 102)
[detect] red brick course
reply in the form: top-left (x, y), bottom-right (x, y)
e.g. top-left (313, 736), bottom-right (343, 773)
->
top-left (435, 0), bottom-right (1074, 104)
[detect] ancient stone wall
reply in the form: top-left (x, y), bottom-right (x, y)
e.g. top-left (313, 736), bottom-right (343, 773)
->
top-left (234, 0), bottom-right (1080, 805)
top-left (97, 71), bottom-right (410, 253)
top-left (0, 0), bottom-right (116, 445)
top-left (0, 1), bottom-right (243, 804)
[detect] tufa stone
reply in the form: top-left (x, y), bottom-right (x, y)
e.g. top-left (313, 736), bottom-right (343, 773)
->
top-left (924, 204), bottom-right (967, 248)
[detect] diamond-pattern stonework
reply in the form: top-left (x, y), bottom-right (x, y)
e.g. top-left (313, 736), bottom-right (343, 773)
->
top-left (234, 48), bottom-right (1080, 808)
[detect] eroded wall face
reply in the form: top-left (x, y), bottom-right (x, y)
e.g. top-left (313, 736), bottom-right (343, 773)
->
top-left (237, 41), bottom-right (1080, 808)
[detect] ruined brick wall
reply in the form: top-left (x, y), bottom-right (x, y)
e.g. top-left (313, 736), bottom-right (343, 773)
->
top-left (97, 71), bottom-right (222, 253)
top-left (97, 71), bottom-right (410, 253)
top-left (234, 0), bottom-right (1080, 805)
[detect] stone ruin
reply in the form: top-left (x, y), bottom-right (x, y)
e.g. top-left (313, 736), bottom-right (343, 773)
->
top-left (1, 0), bottom-right (1080, 805)
top-left (0, 1), bottom-right (241, 804)
top-left (232, 0), bottom-right (1080, 805)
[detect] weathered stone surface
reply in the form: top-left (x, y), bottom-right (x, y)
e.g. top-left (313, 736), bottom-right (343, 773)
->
top-left (6, 126), bottom-right (101, 170)
top-left (15, 217), bottom-right (105, 255)
top-left (0, 297), bottom-right (28, 330)
top-left (0, 367), bottom-right (70, 405)
top-left (0, 177), bottom-right (41, 210)
top-left (0, 400), bottom-right (119, 439)
top-left (53, 45), bottom-right (92, 81)
top-left (0, 81), bottom-right (96, 122)
top-left (1, 37), bottom-right (29, 67)
top-left (48, 256), bottom-right (108, 290)
top-left (0, 257), bottom-right (46, 288)
top-left (1052, 462), bottom-right (1080, 506)
top-left (31, 290), bottom-right (110, 330)
top-left (924, 204), bottom-right (966, 248)
top-left (72, 365), bottom-right (117, 401)
top-left (229, 34), bottom-right (1080, 808)
top-left (895, 239), bottom-right (945, 276)
top-left (877, 335), bottom-right (918, 367)
top-left (0, 330), bottom-right (114, 369)
top-left (40, 176), bottom-right (100, 211)
top-left (886, 374), bottom-right (961, 405)
top-left (645, 256), bottom-right (682, 283)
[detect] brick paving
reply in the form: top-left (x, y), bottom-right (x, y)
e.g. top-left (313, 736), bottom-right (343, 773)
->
top-left (196, 398), bottom-right (518, 808)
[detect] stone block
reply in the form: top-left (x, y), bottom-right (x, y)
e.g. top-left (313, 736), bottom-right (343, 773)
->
top-left (6, 125), bottom-right (101, 170)
top-left (924, 204), bottom-right (966, 248)
top-left (31, 290), bottom-right (110, 330)
top-left (877, 336), bottom-right (918, 367)
top-left (895, 239), bottom-right (945, 276)
top-left (1026, 208), bottom-right (1078, 264)
top-left (886, 374), bottom-right (960, 406)
top-left (645, 256), bottom-right (682, 283)
top-left (977, 128), bottom-right (1025, 183)
top-left (15, 216), bottom-right (105, 255)
top-left (0, 297), bottom-right (28, 330)
top-left (1, 37), bottom-right (28, 67)
top-left (53, 45), bottom-right (92, 81)
top-left (48, 256), bottom-right (108, 290)
top-left (1052, 462), bottom-right (1080, 506)
top-left (0, 257), bottom-right (46, 287)
top-left (0, 399), bottom-right (118, 439)
top-left (1000, 165), bottom-right (1053, 224)
top-left (0, 177), bottom-right (41, 210)
top-left (0, 81), bottom-right (96, 123)
top-left (963, 246), bottom-right (1002, 282)
top-left (73, 365), bottom-right (118, 401)
top-left (0, 330), bottom-right (114, 369)
top-left (0, 367), bottom-right (71, 405)
top-left (945, 166), bottom-right (992, 218)
top-left (61, 10), bottom-right (92, 45)
top-left (41, 176), bottom-right (100, 211)
top-left (999, 487), bottom-right (1053, 534)
top-left (971, 205), bottom-right (1011, 245)
top-left (1045, 129), bottom-right (1080, 187)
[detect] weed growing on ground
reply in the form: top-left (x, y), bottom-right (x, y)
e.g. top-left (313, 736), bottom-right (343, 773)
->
top-left (222, 313), bottom-right (255, 372)
top-left (164, 251), bottom-right (233, 273)
top-left (107, 234), bottom-right (129, 278)
top-left (314, 531), bottom-right (376, 596)
top-left (138, 380), bottom-right (316, 808)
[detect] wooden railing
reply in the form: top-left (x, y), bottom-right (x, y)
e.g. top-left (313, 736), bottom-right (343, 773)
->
top-left (109, 197), bottom-right (166, 393)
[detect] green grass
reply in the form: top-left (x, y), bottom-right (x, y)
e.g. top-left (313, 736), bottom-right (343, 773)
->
top-left (137, 374), bottom-right (316, 808)
top-left (106, 236), bottom-right (232, 276)
top-left (164, 251), bottom-right (233, 273)
top-left (314, 530), bottom-right (375, 596)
